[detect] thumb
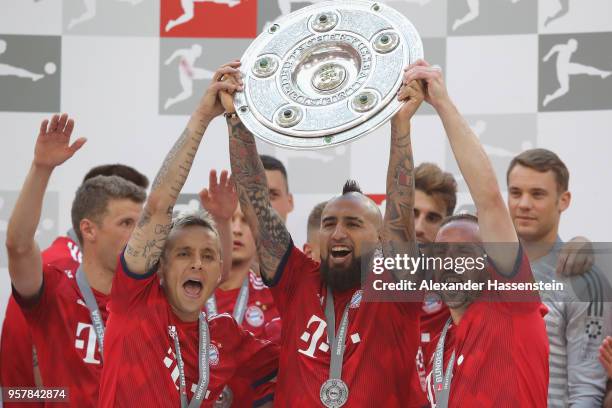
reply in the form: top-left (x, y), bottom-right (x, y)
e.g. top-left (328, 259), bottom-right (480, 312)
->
top-left (69, 137), bottom-right (87, 154)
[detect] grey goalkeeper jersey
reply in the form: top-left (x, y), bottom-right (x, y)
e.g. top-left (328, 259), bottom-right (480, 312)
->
top-left (531, 239), bottom-right (612, 408)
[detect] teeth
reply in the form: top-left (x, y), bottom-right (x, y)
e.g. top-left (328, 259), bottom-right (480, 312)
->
top-left (332, 246), bottom-right (350, 251)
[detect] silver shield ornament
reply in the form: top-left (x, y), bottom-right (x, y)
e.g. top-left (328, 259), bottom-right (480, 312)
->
top-left (320, 379), bottom-right (349, 407)
top-left (234, 0), bottom-right (423, 149)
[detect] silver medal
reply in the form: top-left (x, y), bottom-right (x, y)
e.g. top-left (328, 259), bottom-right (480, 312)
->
top-left (213, 386), bottom-right (233, 408)
top-left (320, 378), bottom-right (349, 408)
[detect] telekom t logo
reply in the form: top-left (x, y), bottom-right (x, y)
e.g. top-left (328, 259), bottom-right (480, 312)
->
top-left (298, 314), bottom-right (361, 358)
top-left (298, 315), bottom-right (329, 358)
top-left (74, 322), bottom-right (100, 364)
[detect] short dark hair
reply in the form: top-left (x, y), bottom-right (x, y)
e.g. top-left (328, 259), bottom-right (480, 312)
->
top-left (71, 175), bottom-right (146, 243)
top-left (342, 179), bottom-right (362, 195)
top-left (260, 155), bottom-right (289, 192)
top-left (439, 213), bottom-right (479, 229)
top-left (83, 164), bottom-right (149, 189)
top-left (507, 149), bottom-right (569, 193)
top-left (415, 163), bottom-right (457, 216)
top-left (306, 201), bottom-right (328, 241)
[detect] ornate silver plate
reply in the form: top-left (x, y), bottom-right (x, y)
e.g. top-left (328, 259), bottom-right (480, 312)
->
top-left (234, 0), bottom-right (423, 149)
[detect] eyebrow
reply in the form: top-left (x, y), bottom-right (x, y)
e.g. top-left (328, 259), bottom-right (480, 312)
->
top-left (343, 216), bottom-right (364, 224)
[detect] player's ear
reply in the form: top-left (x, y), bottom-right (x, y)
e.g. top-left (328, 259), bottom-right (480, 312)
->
top-left (288, 193), bottom-right (294, 213)
top-left (558, 190), bottom-right (571, 213)
top-left (303, 243), bottom-right (313, 259)
top-left (80, 218), bottom-right (96, 244)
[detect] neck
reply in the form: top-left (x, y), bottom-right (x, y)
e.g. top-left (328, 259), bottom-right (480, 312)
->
top-left (449, 304), bottom-right (469, 324)
top-left (521, 227), bottom-right (559, 262)
top-left (171, 305), bottom-right (200, 323)
top-left (219, 260), bottom-right (251, 290)
top-left (81, 255), bottom-right (113, 295)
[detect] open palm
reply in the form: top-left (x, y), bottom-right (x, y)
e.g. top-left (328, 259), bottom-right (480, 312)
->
top-left (33, 114), bottom-right (86, 169)
top-left (199, 169), bottom-right (238, 221)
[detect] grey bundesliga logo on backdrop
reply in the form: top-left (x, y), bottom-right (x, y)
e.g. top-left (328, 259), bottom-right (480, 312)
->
top-left (62, 0), bottom-right (159, 36)
top-left (0, 35), bottom-right (61, 113)
top-left (447, 0), bottom-right (536, 35)
top-left (444, 114), bottom-right (537, 193)
top-left (0, 191), bottom-right (59, 268)
top-left (159, 38), bottom-right (251, 115)
top-left (539, 32), bottom-right (612, 112)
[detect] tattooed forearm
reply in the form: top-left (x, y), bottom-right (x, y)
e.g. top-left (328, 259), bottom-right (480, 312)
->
top-left (383, 122), bottom-right (417, 256)
top-left (124, 126), bottom-right (205, 274)
top-left (227, 117), bottom-right (291, 280)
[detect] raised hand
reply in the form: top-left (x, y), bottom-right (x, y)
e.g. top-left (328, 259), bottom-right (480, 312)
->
top-left (402, 59), bottom-right (451, 111)
top-left (33, 114), bottom-right (86, 169)
top-left (199, 169), bottom-right (238, 221)
top-left (393, 77), bottom-right (425, 131)
top-left (556, 236), bottom-right (594, 276)
top-left (193, 60), bottom-right (244, 125)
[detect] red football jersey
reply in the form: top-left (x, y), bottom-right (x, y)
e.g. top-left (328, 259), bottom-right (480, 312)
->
top-left (212, 269), bottom-right (280, 340)
top-left (407, 293), bottom-right (448, 408)
top-left (212, 269), bottom-right (280, 407)
top-left (266, 244), bottom-right (421, 407)
top-left (424, 250), bottom-right (549, 407)
top-left (13, 263), bottom-right (108, 408)
top-left (1, 236), bottom-right (82, 408)
top-left (99, 255), bottom-right (279, 408)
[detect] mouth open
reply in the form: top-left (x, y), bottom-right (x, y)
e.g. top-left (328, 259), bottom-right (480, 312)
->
top-left (183, 279), bottom-right (203, 298)
top-left (330, 245), bottom-right (352, 260)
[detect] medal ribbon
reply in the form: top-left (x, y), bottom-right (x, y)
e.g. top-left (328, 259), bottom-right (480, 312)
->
top-left (324, 287), bottom-right (352, 382)
top-left (170, 312), bottom-right (210, 408)
top-left (432, 317), bottom-right (455, 408)
top-left (205, 277), bottom-right (249, 324)
top-left (75, 266), bottom-right (105, 358)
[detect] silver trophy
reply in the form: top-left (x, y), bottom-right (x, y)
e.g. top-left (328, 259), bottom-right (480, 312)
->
top-left (234, 0), bottom-right (423, 149)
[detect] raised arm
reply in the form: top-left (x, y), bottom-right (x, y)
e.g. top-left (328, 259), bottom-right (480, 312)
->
top-left (124, 62), bottom-right (242, 274)
top-left (199, 169), bottom-right (238, 283)
top-left (6, 114), bottom-right (86, 298)
top-left (381, 79), bottom-right (424, 274)
top-left (220, 92), bottom-right (290, 282)
top-left (404, 60), bottom-right (519, 272)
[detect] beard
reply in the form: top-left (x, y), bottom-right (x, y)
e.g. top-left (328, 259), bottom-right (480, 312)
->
top-left (320, 255), bottom-right (362, 292)
top-left (320, 245), bottom-right (377, 292)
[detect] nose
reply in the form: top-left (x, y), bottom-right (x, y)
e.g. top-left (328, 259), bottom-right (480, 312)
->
top-left (331, 224), bottom-right (348, 240)
top-left (517, 194), bottom-right (532, 210)
top-left (231, 219), bottom-right (243, 237)
top-left (191, 257), bottom-right (203, 270)
top-left (415, 214), bottom-right (426, 238)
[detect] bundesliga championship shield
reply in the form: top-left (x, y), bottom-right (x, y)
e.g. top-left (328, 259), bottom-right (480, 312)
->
top-left (234, 0), bottom-right (423, 149)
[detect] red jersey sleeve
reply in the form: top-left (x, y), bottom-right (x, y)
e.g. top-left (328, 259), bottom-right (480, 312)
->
top-left (110, 252), bottom-right (162, 315)
top-left (486, 245), bottom-right (543, 314)
top-left (262, 241), bottom-right (320, 312)
top-left (12, 264), bottom-right (65, 321)
top-left (232, 321), bottom-right (279, 407)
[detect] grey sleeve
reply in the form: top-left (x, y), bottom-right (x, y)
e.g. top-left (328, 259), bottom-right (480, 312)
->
top-left (566, 301), bottom-right (607, 407)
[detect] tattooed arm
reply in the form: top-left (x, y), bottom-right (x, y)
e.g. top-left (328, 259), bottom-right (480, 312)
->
top-left (123, 62), bottom-right (243, 274)
top-left (381, 80), bottom-right (423, 279)
top-left (225, 116), bottom-right (291, 282)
